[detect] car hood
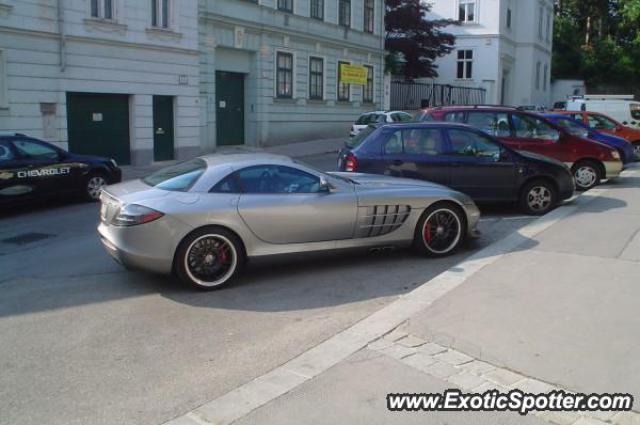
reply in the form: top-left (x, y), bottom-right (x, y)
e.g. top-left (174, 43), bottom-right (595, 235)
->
top-left (516, 150), bottom-right (568, 169)
top-left (330, 172), bottom-right (450, 190)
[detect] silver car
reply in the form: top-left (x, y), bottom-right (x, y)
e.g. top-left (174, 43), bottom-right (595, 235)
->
top-left (98, 154), bottom-right (481, 289)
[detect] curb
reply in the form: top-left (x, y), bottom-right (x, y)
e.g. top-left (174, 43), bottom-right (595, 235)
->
top-left (164, 167), bottom-right (639, 425)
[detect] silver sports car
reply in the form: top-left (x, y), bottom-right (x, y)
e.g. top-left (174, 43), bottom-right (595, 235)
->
top-left (98, 154), bottom-right (481, 289)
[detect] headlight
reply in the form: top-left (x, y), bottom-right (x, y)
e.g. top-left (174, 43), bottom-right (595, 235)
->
top-left (611, 150), bottom-right (620, 160)
top-left (110, 159), bottom-right (118, 167)
top-left (112, 204), bottom-right (164, 226)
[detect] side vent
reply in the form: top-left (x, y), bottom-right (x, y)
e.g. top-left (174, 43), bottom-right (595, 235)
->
top-left (357, 205), bottom-right (411, 238)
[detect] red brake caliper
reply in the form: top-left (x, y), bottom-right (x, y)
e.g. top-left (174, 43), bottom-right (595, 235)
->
top-left (424, 220), bottom-right (432, 243)
top-left (218, 244), bottom-right (228, 263)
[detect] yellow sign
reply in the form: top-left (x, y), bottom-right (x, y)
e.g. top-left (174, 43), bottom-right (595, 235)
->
top-left (339, 64), bottom-right (368, 85)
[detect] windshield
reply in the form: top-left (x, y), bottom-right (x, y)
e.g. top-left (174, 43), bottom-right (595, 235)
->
top-left (356, 114), bottom-right (383, 125)
top-left (142, 158), bottom-right (206, 191)
top-left (346, 126), bottom-right (376, 149)
top-left (555, 118), bottom-right (590, 138)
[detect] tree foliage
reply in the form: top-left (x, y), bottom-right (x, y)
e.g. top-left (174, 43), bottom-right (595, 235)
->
top-left (553, 0), bottom-right (640, 92)
top-left (384, 0), bottom-right (456, 80)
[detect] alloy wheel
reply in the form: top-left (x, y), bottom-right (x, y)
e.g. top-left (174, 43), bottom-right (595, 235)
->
top-left (422, 208), bottom-right (462, 255)
top-left (574, 166), bottom-right (598, 189)
top-left (184, 234), bottom-right (237, 288)
top-left (527, 186), bottom-right (552, 212)
top-left (87, 176), bottom-right (107, 200)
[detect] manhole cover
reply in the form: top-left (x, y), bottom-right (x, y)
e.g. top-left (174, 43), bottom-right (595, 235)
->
top-left (1, 232), bottom-right (54, 245)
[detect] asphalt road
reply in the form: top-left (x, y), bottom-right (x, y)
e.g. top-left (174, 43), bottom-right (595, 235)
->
top-left (0, 152), bottom-right (535, 425)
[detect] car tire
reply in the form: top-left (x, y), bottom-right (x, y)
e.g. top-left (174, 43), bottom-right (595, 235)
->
top-left (519, 179), bottom-right (558, 216)
top-left (572, 160), bottom-right (602, 191)
top-left (413, 203), bottom-right (466, 257)
top-left (175, 226), bottom-right (245, 290)
top-left (632, 141), bottom-right (640, 160)
top-left (84, 172), bottom-right (108, 201)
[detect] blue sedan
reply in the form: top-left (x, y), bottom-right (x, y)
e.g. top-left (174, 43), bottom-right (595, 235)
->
top-left (542, 113), bottom-right (636, 164)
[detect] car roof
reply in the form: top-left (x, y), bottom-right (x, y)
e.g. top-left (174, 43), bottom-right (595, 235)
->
top-left (373, 121), bottom-right (482, 131)
top-left (197, 152), bottom-right (296, 168)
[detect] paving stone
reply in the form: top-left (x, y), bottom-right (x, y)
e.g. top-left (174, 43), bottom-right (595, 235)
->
top-left (459, 360), bottom-right (496, 376)
top-left (395, 335), bottom-right (427, 348)
top-left (401, 352), bottom-right (437, 372)
top-left (417, 342), bottom-right (447, 356)
top-left (367, 338), bottom-right (394, 351)
top-left (433, 349), bottom-right (474, 366)
top-left (510, 378), bottom-right (555, 393)
top-left (378, 343), bottom-right (416, 360)
top-left (471, 381), bottom-right (508, 393)
top-left (536, 410), bottom-right (582, 425)
top-left (446, 372), bottom-right (487, 390)
top-left (573, 417), bottom-right (609, 425)
top-left (422, 361), bottom-right (459, 379)
top-left (483, 368), bottom-right (527, 387)
top-left (613, 411), bottom-right (640, 425)
top-left (383, 328), bottom-right (409, 342)
top-left (589, 409), bottom-right (618, 422)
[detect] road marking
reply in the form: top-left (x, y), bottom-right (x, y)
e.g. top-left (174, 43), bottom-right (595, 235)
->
top-left (163, 168), bottom-right (639, 425)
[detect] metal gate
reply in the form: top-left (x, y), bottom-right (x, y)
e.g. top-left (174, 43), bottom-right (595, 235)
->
top-left (391, 81), bottom-right (486, 110)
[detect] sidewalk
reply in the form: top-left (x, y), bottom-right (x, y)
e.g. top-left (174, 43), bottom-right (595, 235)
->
top-left (166, 164), bottom-right (640, 425)
top-left (120, 137), bottom-right (346, 180)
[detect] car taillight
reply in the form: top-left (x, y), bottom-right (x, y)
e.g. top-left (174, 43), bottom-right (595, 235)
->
top-left (344, 153), bottom-right (358, 172)
top-left (112, 204), bottom-right (164, 226)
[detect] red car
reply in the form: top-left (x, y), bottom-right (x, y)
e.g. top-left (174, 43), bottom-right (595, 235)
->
top-left (417, 106), bottom-right (623, 190)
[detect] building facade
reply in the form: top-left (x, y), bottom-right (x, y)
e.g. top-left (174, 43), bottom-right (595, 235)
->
top-left (0, 0), bottom-right (385, 165)
top-left (426, 0), bottom-right (554, 107)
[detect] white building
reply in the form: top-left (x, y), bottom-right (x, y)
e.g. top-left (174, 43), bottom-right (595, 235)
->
top-left (426, 0), bottom-right (554, 107)
top-left (0, 0), bottom-right (385, 165)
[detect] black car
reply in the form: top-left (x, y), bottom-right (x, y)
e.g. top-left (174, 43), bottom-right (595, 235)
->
top-left (337, 122), bottom-right (575, 215)
top-left (0, 133), bottom-right (122, 207)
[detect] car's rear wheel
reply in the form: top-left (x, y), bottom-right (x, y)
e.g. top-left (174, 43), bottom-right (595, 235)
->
top-left (519, 179), bottom-right (558, 215)
top-left (175, 227), bottom-right (245, 290)
top-left (572, 160), bottom-right (601, 191)
top-left (414, 203), bottom-right (466, 257)
top-left (85, 172), bottom-right (107, 201)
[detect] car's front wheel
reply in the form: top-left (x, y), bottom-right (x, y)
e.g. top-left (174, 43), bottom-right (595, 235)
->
top-left (519, 179), bottom-right (558, 215)
top-left (175, 227), bottom-right (245, 290)
top-left (85, 172), bottom-right (107, 201)
top-left (414, 203), bottom-right (466, 257)
top-left (572, 160), bottom-right (601, 191)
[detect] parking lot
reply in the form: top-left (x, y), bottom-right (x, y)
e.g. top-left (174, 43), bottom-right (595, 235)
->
top-left (0, 151), bottom-right (538, 425)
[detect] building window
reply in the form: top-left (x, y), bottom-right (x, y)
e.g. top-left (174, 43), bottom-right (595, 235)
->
top-left (538, 7), bottom-right (543, 39)
top-left (339, 0), bottom-right (351, 27)
top-left (363, 65), bottom-right (374, 103)
top-left (310, 0), bottom-right (323, 20)
top-left (278, 0), bottom-right (293, 13)
top-left (337, 61), bottom-right (350, 101)
top-left (506, 8), bottom-right (512, 29)
top-left (458, 0), bottom-right (476, 22)
top-left (151, 0), bottom-right (170, 28)
top-left (276, 52), bottom-right (294, 99)
top-left (0, 50), bottom-right (7, 109)
top-left (546, 12), bottom-right (551, 42)
top-left (536, 61), bottom-right (541, 90)
top-left (91, 0), bottom-right (113, 19)
top-left (456, 50), bottom-right (473, 79)
top-left (364, 0), bottom-right (375, 33)
top-left (543, 64), bottom-right (548, 91)
top-left (309, 57), bottom-right (324, 100)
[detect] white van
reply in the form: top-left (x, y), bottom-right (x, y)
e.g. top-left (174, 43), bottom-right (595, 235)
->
top-left (565, 95), bottom-right (640, 128)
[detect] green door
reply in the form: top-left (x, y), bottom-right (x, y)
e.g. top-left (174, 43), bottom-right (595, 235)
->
top-left (216, 71), bottom-right (245, 146)
top-left (153, 96), bottom-right (175, 161)
top-left (66, 93), bottom-right (130, 165)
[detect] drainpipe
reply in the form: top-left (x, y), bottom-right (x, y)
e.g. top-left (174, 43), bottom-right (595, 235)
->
top-left (379, 0), bottom-right (385, 110)
top-left (57, 0), bottom-right (66, 72)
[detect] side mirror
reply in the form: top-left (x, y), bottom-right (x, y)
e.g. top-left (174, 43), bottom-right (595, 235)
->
top-left (319, 177), bottom-right (335, 193)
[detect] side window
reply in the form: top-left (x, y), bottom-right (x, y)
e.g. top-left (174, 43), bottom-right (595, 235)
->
top-left (444, 112), bottom-right (466, 123)
top-left (397, 113), bottom-right (413, 122)
top-left (211, 174), bottom-right (241, 193)
top-left (589, 114), bottom-right (617, 130)
top-left (510, 114), bottom-right (559, 141)
top-left (383, 129), bottom-right (445, 156)
top-left (466, 111), bottom-right (511, 137)
top-left (0, 143), bottom-right (14, 163)
top-left (12, 140), bottom-right (59, 160)
top-left (447, 129), bottom-right (502, 159)
top-left (236, 165), bottom-right (321, 194)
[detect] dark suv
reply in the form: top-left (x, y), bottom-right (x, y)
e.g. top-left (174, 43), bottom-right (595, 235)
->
top-left (337, 122), bottom-right (575, 215)
top-left (416, 106), bottom-right (623, 190)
